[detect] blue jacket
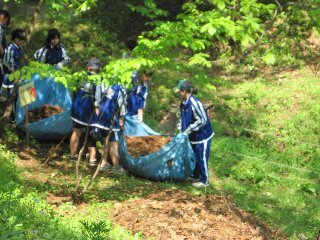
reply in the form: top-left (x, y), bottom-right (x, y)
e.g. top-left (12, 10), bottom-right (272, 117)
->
top-left (180, 95), bottom-right (214, 144)
top-left (34, 44), bottom-right (70, 66)
top-left (126, 80), bottom-right (148, 116)
top-left (3, 43), bottom-right (23, 73)
top-left (93, 84), bottom-right (126, 131)
top-left (71, 74), bottom-right (96, 126)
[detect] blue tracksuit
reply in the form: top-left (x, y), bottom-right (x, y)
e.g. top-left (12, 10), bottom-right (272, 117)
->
top-left (2, 43), bottom-right (23, 88)
top-left (180, 94), bottom-right (214, 184)
top-left (34, 44), bottom-right (70, 67)
top-left (92, 84), bottom-right (126, 131)
top-left (126, 76), bottom-right (148, 116)
top-left (71, 74), bottom-right (96, 126)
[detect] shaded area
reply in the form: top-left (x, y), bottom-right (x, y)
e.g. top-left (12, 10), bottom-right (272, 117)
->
top-left (28, 104), bottom-right (64, 123)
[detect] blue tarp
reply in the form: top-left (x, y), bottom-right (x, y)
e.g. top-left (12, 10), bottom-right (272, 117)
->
top-left (15, 74), bottom-right (73, 141)
top-left (124, 115), bottom-right (161, 136)
top-left (120, 115), bottom-right (196, 181)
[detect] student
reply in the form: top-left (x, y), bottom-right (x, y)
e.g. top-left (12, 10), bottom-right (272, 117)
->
top-left (126, 69), bottom-right (153, 123)
top-left (0, 9), bottom-right (10, 93)
top-left (70, 57), bottom-right (100, 165)
top-left (93, 82), bottom-right (126, 171)
top-left (2, 29), bottom-right (26, 90)
top-left (34, 28), bottom-right (70, 68)
top-left (174, 80), bottom-right (214, 188)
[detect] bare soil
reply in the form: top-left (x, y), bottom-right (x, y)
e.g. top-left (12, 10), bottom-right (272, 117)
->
top-left (28, 104), bottom-right (64, 122)
top-left (112, 190), bottom-right (284, 240)
top-left (125, 136), bottom-right (171, 158)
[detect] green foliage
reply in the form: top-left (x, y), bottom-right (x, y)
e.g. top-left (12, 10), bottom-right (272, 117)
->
top-left (80, 220), bottom-right (112, 240)
top-left (128, 0), bottom-right (168, 19)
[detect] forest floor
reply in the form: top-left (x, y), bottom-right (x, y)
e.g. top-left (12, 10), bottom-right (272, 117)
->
top-left (2, 113), bottom-right (285, 240)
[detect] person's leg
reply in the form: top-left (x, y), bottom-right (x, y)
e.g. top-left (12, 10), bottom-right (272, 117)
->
top-left (109, 142), bottom-right (119, 167)
top-left (87, 132), bottom-right (97, 162)
top-left (109, 132), bottom-right (119, 167)
top-left (193, 139), bottom-right (211, 186)
top-left (70, 125), bottom-right (83, 157)
top-left (100, 130), bottom-right (112, 169)
top-left (191, 143), bottom-right (201, 180)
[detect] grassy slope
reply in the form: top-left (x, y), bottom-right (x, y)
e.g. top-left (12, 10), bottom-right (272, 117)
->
top-left (145, 68), bottom-right (320, 239)
top-left (3, 2), bottom-right (320, 239)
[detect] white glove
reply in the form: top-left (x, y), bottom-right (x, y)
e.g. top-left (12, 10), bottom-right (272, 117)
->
top-left (185, 128), bottom-right (192, 134)
top-left (177, 122), bottom-right (182, 132)
top-left (56, 62), bottom-right (64, 69)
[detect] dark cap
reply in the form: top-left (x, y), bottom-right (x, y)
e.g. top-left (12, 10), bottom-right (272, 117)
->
top-left (88, 57), bottom-right (101, 70)
top-left (173, 79), bottom-right (192, 93)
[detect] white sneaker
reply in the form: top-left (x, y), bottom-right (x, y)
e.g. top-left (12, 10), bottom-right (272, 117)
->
top-left (192, 181), bottom-right (209, 188)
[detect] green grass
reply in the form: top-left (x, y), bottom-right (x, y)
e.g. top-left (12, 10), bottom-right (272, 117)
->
top-left (142, 64), bottom-right (320, 239)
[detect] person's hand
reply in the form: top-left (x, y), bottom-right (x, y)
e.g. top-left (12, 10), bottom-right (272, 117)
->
top-left (184, 128), bottom-right (192, 134)
top-left (177, 122), bottom-right (182, 132)
top-left (56, 62), bottom-right (64, 69)
top-left (137, 109), bottom-right (143, 123)
top-left (119, 123), bottom-right (124, 132)
top-left (95, 108), bottom-right (99, 116)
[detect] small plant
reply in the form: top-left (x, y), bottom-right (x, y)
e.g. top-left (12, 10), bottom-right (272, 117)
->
top-left (80, 220), bottom-right (112, 240)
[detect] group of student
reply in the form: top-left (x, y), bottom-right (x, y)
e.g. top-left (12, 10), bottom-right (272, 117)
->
top-left (0, 9), bottom-right (213, 188)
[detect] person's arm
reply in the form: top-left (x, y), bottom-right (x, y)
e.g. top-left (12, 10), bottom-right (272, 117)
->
top-left (94, 85), bottom-right (102, 115)
top-left (34, 47), bottom-right (46, 62)
top-left (137, 85), bottom-right (148, 122)
top-left (185, 98), bottom-right (207, 134)
top-left (58, 45), bottom-right (71, 67)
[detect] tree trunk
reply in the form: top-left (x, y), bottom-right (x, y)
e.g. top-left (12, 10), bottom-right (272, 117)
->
top-left (26, 0), bottom-right (43, 45)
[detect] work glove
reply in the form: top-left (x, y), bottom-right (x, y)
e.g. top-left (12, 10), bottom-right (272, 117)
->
top-left (184, 128), bottom-right (192, 135)
top-left (177, 122), bottom-right (182, 132)
top-left (55, 62), bottom-right (64, 70)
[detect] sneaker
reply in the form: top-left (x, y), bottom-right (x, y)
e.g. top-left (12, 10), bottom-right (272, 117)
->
top-left (70, 155), bottom-right (79, 162)
top-left (88, 159), bottom-right (98, 167)
top-left (99, 164), bottom-right (112, 172)
top-left (192, 181), bottom-right (209, 188)
top-left (112, 166), bottom-right (127, 173)
top-left (187, 176), bottom-right (200, 183)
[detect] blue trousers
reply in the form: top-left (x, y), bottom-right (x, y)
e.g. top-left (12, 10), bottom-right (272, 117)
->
top-left (191, 139), bottom-right (212, 184)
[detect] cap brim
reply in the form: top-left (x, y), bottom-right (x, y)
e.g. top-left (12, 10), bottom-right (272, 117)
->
top-left (173, 87), bottom-right (180, 93)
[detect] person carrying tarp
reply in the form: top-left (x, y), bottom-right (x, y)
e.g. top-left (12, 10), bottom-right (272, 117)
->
top-left (174, 80), bottom-right (214, 188)
top-left (92, 80), bottom-right (127, 172)
top-left (34, 28), bottom-right (70, 69)
top-left (69, 57), bottom-right (100, 166)
top-left (126, 69), bottom-right (153, 123)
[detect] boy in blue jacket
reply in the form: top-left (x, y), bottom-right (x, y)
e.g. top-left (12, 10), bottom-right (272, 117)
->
top-left (174, 80), bottom-right (214, 188)
top-left (2, 29), bottom-right (26, 91)
top-left (93, 82), bottom-right (126, 171)
top-left (69, 57), bottom-right (99, 165)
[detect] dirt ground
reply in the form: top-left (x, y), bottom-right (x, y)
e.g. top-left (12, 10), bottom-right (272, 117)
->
top-left (125, 136), bottom-right (171, 158)
top-left (112, 190), bottom-right (283, 240)
top-left (10, 132), bottom-right (284, 240)
top-left (28, 104), bottom-right (64, 122)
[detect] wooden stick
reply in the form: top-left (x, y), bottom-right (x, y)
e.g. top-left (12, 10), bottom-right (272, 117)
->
top-left (25, 105), bottom-right (30, 151)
